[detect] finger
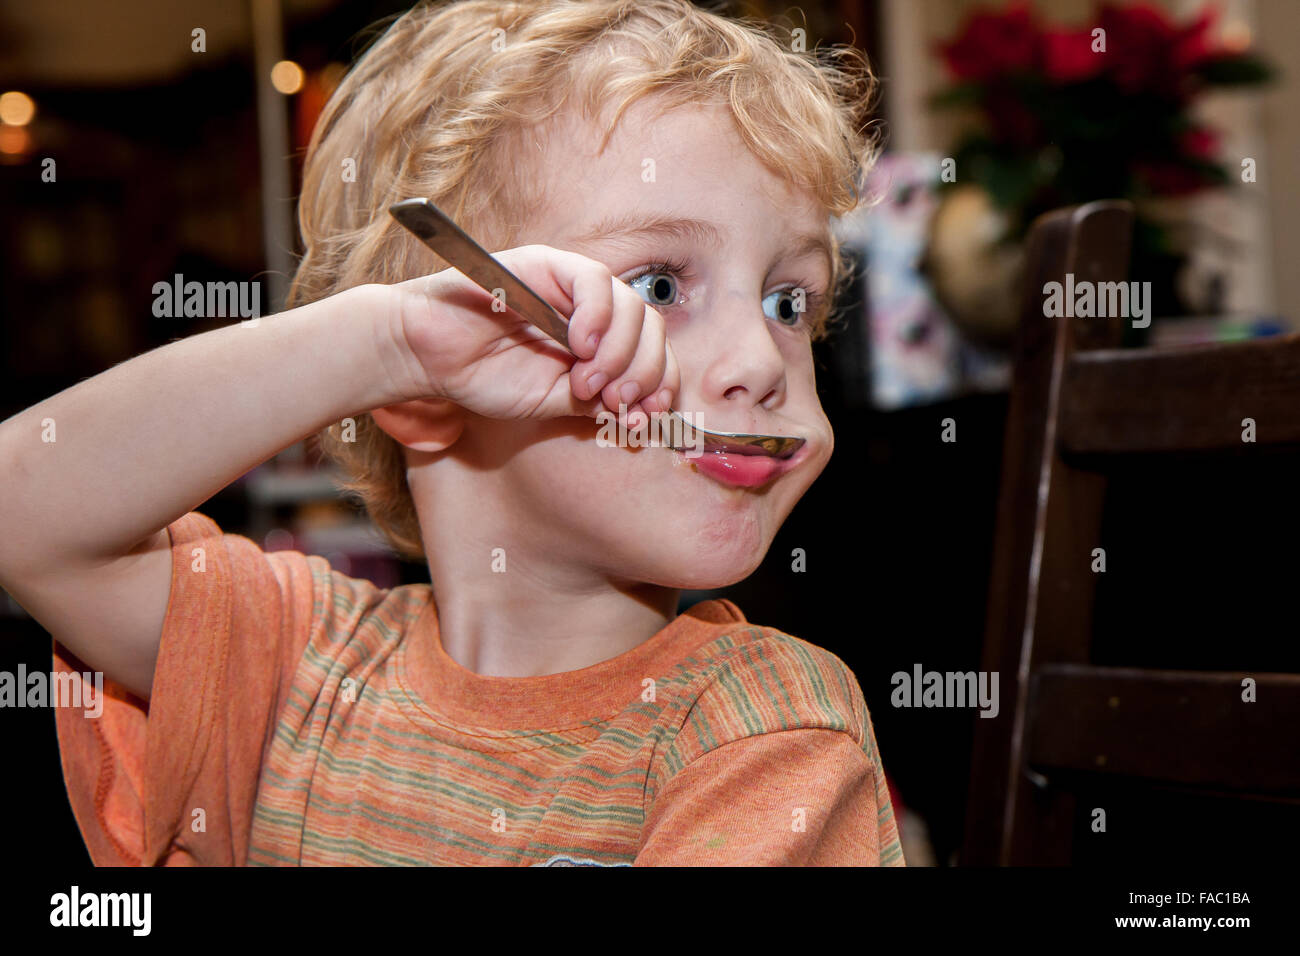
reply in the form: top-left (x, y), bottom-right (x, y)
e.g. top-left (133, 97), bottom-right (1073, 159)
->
top-left (564, 265), bottom-right (615, 362)
top-left (552, 373), bottom-right (606, 419)
top-left (604, 302), bottom-right (667, 417)
top-left (639, 336), bottom-right (681, 416)
top-left (588, 285), bottom-right (646, 411)
top-left (493, 244), bottom-right (612, 364)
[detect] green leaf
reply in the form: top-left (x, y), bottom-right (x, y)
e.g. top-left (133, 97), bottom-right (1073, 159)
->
top-left (1195, 55), bottom-right (1276, 86)
top-left (929, 84), bottom-right (985, 110)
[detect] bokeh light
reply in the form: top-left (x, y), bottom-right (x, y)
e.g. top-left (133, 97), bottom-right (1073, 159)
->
top-left (0, 91), bottom-right (36, 126)
top-left (270, 60), bottom-right (305, 95)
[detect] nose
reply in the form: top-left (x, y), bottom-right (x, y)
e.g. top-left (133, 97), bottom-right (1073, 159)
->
top-left (697, 289), bottom-right (788, 413)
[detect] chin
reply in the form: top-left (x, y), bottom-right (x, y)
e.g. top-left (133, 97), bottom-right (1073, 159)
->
top-left (630, 506), bottom-right (771, 590)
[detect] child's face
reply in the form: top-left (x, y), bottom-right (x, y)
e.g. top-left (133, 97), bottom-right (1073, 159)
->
top-left (441, 97), bottom-right (834, 589)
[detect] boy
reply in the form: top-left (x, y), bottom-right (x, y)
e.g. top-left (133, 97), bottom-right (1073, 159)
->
top-left (0, 0), bottom-right (903, 866)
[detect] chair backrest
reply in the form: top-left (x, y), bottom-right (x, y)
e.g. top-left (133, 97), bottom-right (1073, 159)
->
top-left (961, 200), bottom-right (1300, 866)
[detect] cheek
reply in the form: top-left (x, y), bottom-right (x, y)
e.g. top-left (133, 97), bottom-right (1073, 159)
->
top-left (496, 422), bottom-right (810, 588)
top-left (512, 441), bottom-right (626, 533)
top-left (504, 433), bottom-right (673, 552)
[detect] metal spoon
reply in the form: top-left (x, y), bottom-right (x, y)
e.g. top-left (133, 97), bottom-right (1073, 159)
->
top-left (388, 198), bottom-right (805, 459)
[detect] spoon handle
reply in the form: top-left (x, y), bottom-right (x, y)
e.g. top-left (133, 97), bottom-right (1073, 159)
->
top-left (389, 197), bottom-right (574, 353)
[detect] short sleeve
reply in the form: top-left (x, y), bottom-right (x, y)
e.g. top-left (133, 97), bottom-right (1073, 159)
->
top-left (52, 511), bottom-right (323, 866)
top-left (634, 728), bottom-right (887, 865)
top-left (638, 629), bottom-right (905, 866)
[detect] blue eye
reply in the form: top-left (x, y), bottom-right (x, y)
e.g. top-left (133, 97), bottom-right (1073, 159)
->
top-left (629, 271), bottom-right (678, 307)
top-left (763, 288), bottom-right (805, 326)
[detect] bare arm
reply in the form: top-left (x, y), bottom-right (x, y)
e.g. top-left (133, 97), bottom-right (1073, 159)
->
top-left (0, 283), bottom-right (411, 699)
top-left (0, 241), bottom-right (677, 701)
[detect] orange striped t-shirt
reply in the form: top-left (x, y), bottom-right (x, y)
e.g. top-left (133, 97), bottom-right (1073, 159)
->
top-left (52, 511), bottom-right (904, 866)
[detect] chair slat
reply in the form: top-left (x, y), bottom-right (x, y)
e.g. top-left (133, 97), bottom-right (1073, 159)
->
top-left (1027, 664), bottom-right (1300, 791)
top-left (1060, 334), bottom-right (1300, 454)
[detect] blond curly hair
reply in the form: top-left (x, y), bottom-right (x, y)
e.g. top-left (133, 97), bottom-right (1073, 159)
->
top-left (288, 0), bottom-right (878, 561)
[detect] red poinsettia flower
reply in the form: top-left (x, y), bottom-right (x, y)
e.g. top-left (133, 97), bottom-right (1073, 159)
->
top-left (1099, 2), bottom-right (1222, 96)
top-left (939, 2), bottom-right (1042, 82)
top-left (1179, 126), bottom-right (1219, 159)
top-left (1099, 2), bottom-right (1179, 94)
top-left (1044, 28), bottom-right (1105, 82)
top-left (1173, 6), bottom-right (1220, 71)
top-left (1133, 160), bottom-right (1214, 196)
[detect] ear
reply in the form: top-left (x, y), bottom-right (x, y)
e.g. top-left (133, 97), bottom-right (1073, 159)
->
top-left (371, 398), bottom-right (466, 453)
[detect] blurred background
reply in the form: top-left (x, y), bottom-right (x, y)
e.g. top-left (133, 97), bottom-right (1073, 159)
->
top-left (1, 0), bottom-right (1297, 867)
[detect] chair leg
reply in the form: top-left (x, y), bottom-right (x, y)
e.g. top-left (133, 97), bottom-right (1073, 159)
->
top-left (1006, 770), bottom-right (1076, 865)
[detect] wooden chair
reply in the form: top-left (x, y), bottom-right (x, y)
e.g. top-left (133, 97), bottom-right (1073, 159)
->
top-left (961, 199), bottom-right (1300, 865)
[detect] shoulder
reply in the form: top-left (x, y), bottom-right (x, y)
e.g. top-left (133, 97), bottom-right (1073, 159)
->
top-left (268, 549), bottom-right (430, 686)
top-left (168, 511), bottom-right (430, 700)
top-left (172, 510), bottom-right (417, 649)
top-left (656, 621), bottom-right (876, 770)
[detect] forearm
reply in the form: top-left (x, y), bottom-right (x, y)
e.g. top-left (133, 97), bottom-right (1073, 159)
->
top-left (0, 282), bottom-right (408, 574)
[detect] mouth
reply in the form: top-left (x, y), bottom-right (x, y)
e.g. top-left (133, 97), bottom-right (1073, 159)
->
top-left (673, 439), bottom-right (811, 489)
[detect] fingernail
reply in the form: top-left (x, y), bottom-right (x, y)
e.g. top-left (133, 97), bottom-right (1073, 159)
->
top-left (620, 381), bottom-right (641, 404)
top-left (587, 371), bottom-right (608, 394)
top-left (657, 389), bottom-right (672, 411)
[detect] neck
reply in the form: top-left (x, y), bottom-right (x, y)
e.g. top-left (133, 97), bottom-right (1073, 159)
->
top-left (431, 569), bottom-right (677, 678)
top-left (409, 458), bottom-right (679, 679)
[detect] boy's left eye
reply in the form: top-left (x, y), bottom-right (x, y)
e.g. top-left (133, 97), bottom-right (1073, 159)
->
top-left (762, 289), bottom-right (806, 326)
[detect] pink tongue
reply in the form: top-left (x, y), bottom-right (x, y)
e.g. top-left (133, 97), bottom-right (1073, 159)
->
top-left (692, 451), bottom-right (780, 487)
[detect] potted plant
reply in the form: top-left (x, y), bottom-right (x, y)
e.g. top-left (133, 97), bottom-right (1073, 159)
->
top-left (925, 1), bottom-right (1274, 345)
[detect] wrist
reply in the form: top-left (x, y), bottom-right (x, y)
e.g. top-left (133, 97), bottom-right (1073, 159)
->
top-left (349, 281), bottom-right (437, 408)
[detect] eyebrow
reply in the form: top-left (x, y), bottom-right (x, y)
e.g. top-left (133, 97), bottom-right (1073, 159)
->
top-left (570, 212), bottom-right (833, 277)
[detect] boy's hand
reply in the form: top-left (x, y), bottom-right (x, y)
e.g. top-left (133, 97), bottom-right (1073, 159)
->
top-left (390, 244), bottom-right (681, 427)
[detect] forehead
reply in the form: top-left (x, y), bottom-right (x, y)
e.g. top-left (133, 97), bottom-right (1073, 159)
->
top-left (526, 97), bottom-right (828, 252)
